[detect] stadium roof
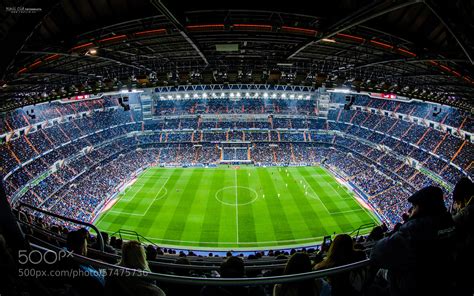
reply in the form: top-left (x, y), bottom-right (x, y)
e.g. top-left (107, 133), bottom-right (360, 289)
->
top-left (0, 0), bottom-right (473, 112)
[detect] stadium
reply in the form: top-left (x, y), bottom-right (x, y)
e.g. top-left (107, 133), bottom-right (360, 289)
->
top-left (0, 0), bottom-right (472, 296)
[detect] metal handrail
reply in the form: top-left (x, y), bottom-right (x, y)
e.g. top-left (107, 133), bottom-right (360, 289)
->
top-left (349, 222), bottom-right (376, 238)
top-left (18, 203), bottom-right (104, 252)
top-left (31, 242), bottom-right (372, 286)
top-left (111, 229), bottom-right (159, 247)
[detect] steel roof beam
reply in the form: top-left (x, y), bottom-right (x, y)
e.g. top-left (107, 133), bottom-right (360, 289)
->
top-left (352, 58), bottom-right (468, 69)
top-left (20, 50), bottom-right (151, 72)
top-left (150, 0), bottom-right (209, 65)
top-left (424, 1), bottom-right (473, 65)
top-left (287, 0), bottom-right (420, 60)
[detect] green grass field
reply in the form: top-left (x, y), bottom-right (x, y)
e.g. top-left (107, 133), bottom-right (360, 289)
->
top-left (95, 166), bottom-right (380, 250)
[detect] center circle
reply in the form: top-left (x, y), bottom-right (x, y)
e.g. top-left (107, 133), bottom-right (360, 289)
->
top-left (215, 186), bottom-right (258, 206)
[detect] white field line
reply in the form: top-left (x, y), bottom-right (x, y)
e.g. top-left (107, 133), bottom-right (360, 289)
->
top-left (300, 176), bottom-right (331, 213)
top-left (109, 177), bottom-right (170, 216)
top-left (319, 167), bottom-right (353, 199)
top-left (303, 173), bottom-right (362, 215)
top-left (121, 180), bottom-right (148, 202)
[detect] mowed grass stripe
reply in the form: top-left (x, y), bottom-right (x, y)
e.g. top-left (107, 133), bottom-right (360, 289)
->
top-left (300, 167), bottom-right (355, 233)
top-left (138, 169), bottom-right (183, 238)
top-left (102, 170), bottom-right (158, 228)
top-left (273, 168), bottom-right (318, 239)
top-left (101, 169), bottom-right (174, 231)
top-left (161, 169), bottom-right (204, 241)
top-left (315, 166), bottom-right (376, 228)
top-left (236, 168), bottom-right (258, 244)
top-left (198, 169), bottom-right (225, 247)
top-left (142, 169), bottom-right (186, 241)
top-left (180, 169), bottom-right (217, 243)
top-left (281, 167), bottom-right (332, 238)
top-left (251, 168), bottom-right (278, 246)
top-left (217, 168), bottom-right (240, 245)
top-left (257, 168), bottom-right (295, 241)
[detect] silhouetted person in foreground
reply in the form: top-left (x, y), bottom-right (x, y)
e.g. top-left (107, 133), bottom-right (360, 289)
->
top-left (370, 186), bottom-right (456, 296)
top-left (200, 256), bottom-right (263, 296)
top-left (315, 234), bottom-right (366, 296)
top-left (451, 177), bottom-right (474, 296)
top-left (274, 252), bottom-right (330, 296)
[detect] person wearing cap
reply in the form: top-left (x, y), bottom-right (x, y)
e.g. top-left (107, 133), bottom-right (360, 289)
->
top-left (451, 177), bottom-right (474, 296)
top-left (370, 186), bottom-right (456, 296)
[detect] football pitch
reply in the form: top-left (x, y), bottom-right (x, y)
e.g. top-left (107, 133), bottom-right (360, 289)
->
top-left (95, 166), bottom-right (380, 250)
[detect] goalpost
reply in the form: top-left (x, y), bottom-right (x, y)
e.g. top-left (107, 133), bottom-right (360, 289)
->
top-left (219, 146), bottom-right (252, 163)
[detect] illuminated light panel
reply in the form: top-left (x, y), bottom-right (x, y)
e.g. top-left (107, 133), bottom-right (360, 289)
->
top-left (71, 42), bottom-right (94, 51)
top-left (233, 24), bottom-right (272, 30)
top-left (336, 33), bottom-right (364, 42)
top-left (98, 35), bottom-right (127, 43)
top-left (429, 60), bottom-right (439, 66)
top-left (381, 93), bottom-right (397, 99)
top-left (186, 24), bottom-right (225, 30)
top-left (29, 60), bottom-right (42, 68)
top-left (451, 71), bottom-right (461, 77)
top-left (321, 38), bottom-right (336, 43)
top-left (370, 40), bottom-right (393, 49)
top-left (439, 64), bottom-right (452, 72)
top-left (45, 54), bottom-right (60, 61)
top-left (369, 92), bottom-right (397, 99)
top-left (17, 67), bottom-right (28, 74)
top-left (397, 48), bottom-right (416, 57)
top-left (134, 28), bottom-right (166, 36)
top-left (281, 26), bottom-right (317, 35)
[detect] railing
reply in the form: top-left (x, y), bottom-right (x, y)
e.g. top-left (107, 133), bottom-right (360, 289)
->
top-left (349, 222), bottom-right (377, 239)
top-left (111, 229), bottom-right (160, 248)
top-left (31, 242), bottom-right (372, 286)
top-left (18, 202), bottom-right (104, 252)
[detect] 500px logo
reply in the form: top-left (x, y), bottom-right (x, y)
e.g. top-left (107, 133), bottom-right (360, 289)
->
top-left (18, 249), bottom-right (73, 265)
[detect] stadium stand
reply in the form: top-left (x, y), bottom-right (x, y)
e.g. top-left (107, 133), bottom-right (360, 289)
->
top-left (0, 91), bottom-right (472, 296)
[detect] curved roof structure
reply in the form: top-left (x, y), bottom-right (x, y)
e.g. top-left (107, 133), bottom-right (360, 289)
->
top-left (0, 0), bottom-right (473, 111)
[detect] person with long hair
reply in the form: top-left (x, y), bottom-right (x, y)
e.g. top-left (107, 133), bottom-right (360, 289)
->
top-left (105, 240), bottom-right (165, 296)
top-left (315, 234), bottom-right (366, 296)
top-left (451, 178), bottom-right (474, 296)
top-left (274, 252), bottom-right (330, 296)
top-left (119, 240), bottom-right (150, 271)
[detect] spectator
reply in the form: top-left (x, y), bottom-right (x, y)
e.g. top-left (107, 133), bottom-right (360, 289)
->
top-left (367, 226), bottom-right (385, 242)
top-left (273, 252), bottom-right (330, 296)
top-left (370, 186), bottom-right (457, 296)
top-left (146, 244), bottom-right (158, 261)
top-left (200, 256), bottom-right (263, 296)
top-left (315, 234), bottom-right (366, 296)
top-left (452, 177), bottom-right (474, 296)
top-left (63, 230), bottom-right (105, 295)
top-left (105, 240), bottom-right (165, 296)
top-left (91, 232), bottom-right (117, 255)
top-left (0, 234), bottom-right (18, 295)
